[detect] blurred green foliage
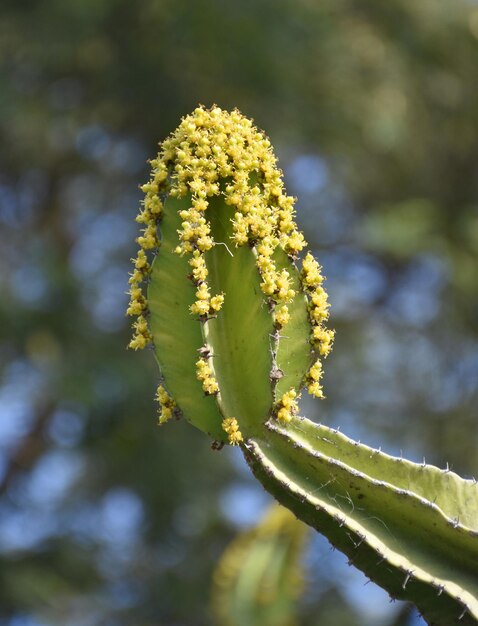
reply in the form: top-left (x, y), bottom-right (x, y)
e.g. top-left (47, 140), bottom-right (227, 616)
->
top-left (0, 1), bottom-right (477, 625)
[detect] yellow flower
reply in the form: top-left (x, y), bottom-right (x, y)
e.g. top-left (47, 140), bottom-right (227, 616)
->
top-left (196, 358), bottom-right (220, 395)
top-left (274, 305), bottom-right (290, 328)
top-left (222, 417), bottom-right (243, 445)
top-left (210, 294), bottom-right (225, 312)
top-left (312, 326), bottom-right (335, 357)
top-left (275, 388), bottom-right (299, 423)
top-left (307, 381), bottom-right (324, 399)
top-left (155, 384), bottom-right (177, 424)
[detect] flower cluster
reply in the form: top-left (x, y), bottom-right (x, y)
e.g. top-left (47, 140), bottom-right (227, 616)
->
top-left (299, 252), bottom-right (335, 394)
top-left (305, 359), bottom-right (324, 399)
top-left (128, 315), bottom-right (152, 350)
top-left (156, 384), bottom-right (177, 424)
top-left (127, 161), bottom-right (169, 349)
top-left (155, 106), bottom-right (308, 329)
top-left (196, 357), bottom-right (220, 395)
top-left (275, 388), bottom-right (300, 424)
top-left (222, 417), bottom-right (243, 446)
top-left (273, 304), bottom-right (290, 328)
top-left (189, 282), bottom-right (225, 317)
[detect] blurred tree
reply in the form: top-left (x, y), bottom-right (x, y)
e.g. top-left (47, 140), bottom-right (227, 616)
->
top-left (0, 0), bottom-right (476, 624)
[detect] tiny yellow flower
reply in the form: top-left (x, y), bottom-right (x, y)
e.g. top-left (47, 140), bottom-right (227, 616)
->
top-left (222, 417), bottom-right (243, 445)
top-left (301, 253), bottom-right (324, 289)
top-left (196, 358), bottom-right (220, 395)
top-left (274, 305), bottom-right (290, 328)
top-left (155, 384), bottom-right (177, 425)
top-left (210, 294), bottom-right (225, 312)
top-left (275, 388), bottom-right (299, 423)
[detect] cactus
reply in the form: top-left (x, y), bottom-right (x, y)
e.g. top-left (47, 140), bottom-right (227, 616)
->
top-left (128, 106), bottom-right (478, 625)
top-left (211, 504), bottom-right (307, 626)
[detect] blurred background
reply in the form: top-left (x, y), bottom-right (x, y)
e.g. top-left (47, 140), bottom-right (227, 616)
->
top-left (0, 0), bottom-right (477, 624)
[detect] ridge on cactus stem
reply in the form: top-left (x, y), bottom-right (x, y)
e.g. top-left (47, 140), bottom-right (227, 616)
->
top-left (128, 106), bottom-right (478, 626)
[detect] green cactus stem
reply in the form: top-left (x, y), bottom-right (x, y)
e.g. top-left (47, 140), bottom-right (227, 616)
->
top-left (211, 504), bottom-right (307, 626)
top-left (127, 106), bottom-right (478, 625)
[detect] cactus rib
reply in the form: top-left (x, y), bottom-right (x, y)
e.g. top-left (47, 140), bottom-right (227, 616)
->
top-left (148, 193), bottom-right (226, 440)
top-left (201, 194), bottom-right (274, 437)
top-left (244, 418), bottom-right (478, 626)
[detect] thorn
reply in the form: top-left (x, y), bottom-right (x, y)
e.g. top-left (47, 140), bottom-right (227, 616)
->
top-left (452, 517), bottom-right (460, 528)
top-left (399, 450), bottom-right (403, 460)
top-left (436, 584), bottom-right (444, 596)
top-left (356, 533), bottom-right (365, 548)
top-left (198, 344), bottom-right (212, 358)
top-left (402, 570), bottom-right (413, 589)
top-left (211, 441), bottom-right (224, 451)
top-left (459, 605), bottom-right (468, 620)
top-left (364, 579), bottom-right (371, 586)
top-left (215, 241), bottom-right (234, 256)
top-left (422, 456), bottom-right (426, 467)
top-left (472, 477), bottom-right (477, 485)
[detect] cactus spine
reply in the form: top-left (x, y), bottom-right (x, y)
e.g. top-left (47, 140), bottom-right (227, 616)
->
top-left (128, 106), bottom-right (478, 625)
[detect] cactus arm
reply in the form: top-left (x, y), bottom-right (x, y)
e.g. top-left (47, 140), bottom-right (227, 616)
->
top-left (275, 417), bottom-right (478, 527)
top-left (211, 505), bottom-right (307, 626)
top-left (148, 194), bottom-right (227, 441)
top-left (201, 195), bottom-right (274, 435)
top-left (244, 418), bottom-right (478, 626)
